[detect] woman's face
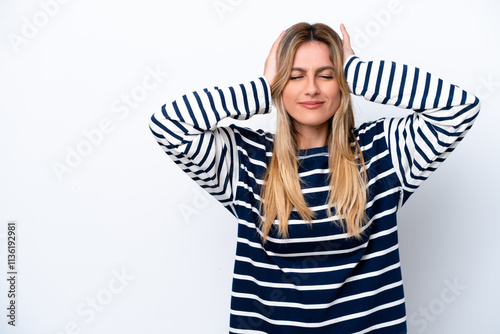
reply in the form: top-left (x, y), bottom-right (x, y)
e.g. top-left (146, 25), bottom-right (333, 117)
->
top-left (283, 41), bottom-right (341, 144)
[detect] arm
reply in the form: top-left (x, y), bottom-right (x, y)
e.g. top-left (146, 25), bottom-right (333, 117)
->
top-left (344, 55), bottom-right (480, 205)
top-left (339, 24), bottom-right (480, 206)
top-left (149, 31), bottom-right (284, 215)
top-left (149, 78), bottom-right (271, 215)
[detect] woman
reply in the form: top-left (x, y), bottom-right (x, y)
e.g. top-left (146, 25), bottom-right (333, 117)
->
top-left (150, 22), bottom-right (480, 333)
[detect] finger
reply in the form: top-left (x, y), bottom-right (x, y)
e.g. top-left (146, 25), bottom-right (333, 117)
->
top-left (270, 30), bottom-right (286, 54)
top-left (340, 23), bottom-right (350, 45)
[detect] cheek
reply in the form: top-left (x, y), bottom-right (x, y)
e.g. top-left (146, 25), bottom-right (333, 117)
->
top-left (282, 85), bottom-right (296, 111)
top-left (327, 86), bottom-right (342, 108)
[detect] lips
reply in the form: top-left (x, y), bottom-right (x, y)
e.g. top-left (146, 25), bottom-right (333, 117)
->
top-left (299, 101), bottom-right (325, 109)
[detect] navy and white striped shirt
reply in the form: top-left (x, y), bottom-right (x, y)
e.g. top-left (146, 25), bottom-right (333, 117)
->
top-left (150, 56), bottom-right (480, 333)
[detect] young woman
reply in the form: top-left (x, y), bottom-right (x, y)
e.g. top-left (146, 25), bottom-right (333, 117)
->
top-left (150, 22), bottom-right (480, 333)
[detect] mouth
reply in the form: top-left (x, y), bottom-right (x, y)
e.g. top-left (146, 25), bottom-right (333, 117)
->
top-left (299, 101), bottom-right (325, 109)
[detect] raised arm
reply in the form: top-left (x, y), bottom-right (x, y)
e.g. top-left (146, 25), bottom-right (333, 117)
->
top-left (344, 55), bottom-right (480, 205)
top-left (149, 31), bottom-right (287, 215)
top-left (339, 24), bottom-right (480, 205)
top-left (149, 78), bottom-right (271, 215)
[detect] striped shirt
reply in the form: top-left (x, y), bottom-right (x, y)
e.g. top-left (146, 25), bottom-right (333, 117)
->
top-left (149, 55), bottom-right (480, 333)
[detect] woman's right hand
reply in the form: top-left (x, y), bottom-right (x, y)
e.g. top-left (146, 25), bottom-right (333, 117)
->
top-left (264, 30), bottom-right (286, 85)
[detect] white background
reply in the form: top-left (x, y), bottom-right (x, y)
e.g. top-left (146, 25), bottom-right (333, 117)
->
top-left (1, 0), bottom-right (499, 333)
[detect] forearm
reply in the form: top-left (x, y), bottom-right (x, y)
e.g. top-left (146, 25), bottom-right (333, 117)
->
top-left (344, 55), bottom-right (480, 133)
top-left (150, 77), bottom-right (271, 151)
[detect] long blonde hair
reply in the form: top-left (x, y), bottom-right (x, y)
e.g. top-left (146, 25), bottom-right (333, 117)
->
top-left (259, 22), bottom-right (368, 241)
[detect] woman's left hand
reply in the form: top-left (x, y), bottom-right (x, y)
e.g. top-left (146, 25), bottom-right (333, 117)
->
top-left (340, 23), bottom-right (355, 63)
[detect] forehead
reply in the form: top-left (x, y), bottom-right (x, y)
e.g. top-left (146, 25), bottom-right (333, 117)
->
top-left (292, 41), bottom-right (333, 68)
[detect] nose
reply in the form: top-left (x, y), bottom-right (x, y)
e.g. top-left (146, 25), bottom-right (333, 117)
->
top-left (305, 75), bottom-right (320, 96)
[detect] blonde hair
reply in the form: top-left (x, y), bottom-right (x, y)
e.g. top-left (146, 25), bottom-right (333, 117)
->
top-left (259, 22), bottom-right (368, 241)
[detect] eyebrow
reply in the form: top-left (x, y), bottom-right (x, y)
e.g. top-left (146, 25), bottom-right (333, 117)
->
top-left (291, 66), bottom-right (335, 73)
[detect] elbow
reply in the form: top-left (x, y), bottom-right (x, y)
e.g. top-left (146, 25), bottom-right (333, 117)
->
top-left (460, 96), bottom-right (481, 129)
top-left (470, 95), bottom-right (481, 120)
top-left (463, 91), bottom-right (481, 119)
top-left (474, 96), bottom-right (481, 113)
top-left (149, 112), bottom-right (166, 142)
top-left (149, 113), bottom-right (158, 136)
top-left (149, 103), bottom-right (169, 135)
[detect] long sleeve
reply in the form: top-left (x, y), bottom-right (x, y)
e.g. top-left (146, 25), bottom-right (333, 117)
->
top-left (345, 56), bottom-right (481, 206)
top-left (149, 77), bottom-right (272, 216)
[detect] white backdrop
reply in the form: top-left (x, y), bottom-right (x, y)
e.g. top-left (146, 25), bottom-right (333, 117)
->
top-left (1, 0), bottom-right (499, 333)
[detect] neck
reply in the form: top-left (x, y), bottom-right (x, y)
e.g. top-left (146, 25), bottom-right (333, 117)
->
top-left (295, 124), bottom-right (329, 150)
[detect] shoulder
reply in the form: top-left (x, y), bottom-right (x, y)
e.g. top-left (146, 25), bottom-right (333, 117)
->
top-left (229, 125), bottom-right (274, 148)
top-left (354, 118), bottom-right (386, 146)
top-left (229, 125), bottom-right (274, 164)
top-left (354, 118), bottom-right (393, 163)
